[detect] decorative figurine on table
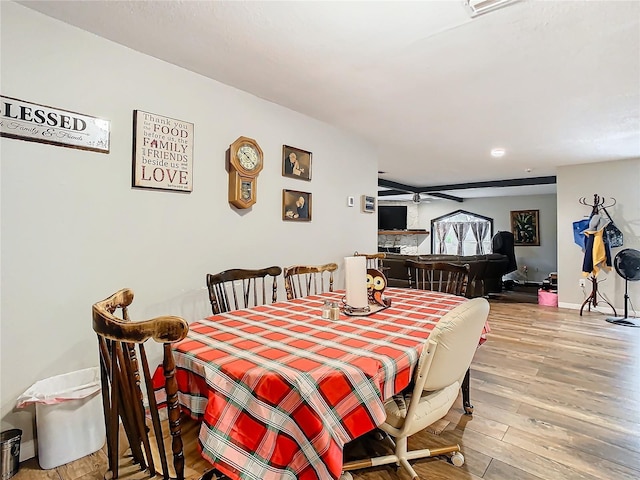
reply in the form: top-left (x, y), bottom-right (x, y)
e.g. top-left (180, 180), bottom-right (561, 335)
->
top-left (367, 269), bottom-right (392, 307)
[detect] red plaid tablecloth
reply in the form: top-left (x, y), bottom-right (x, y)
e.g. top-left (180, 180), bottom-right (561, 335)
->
top-left (172, 288), bottom-right (471, 480)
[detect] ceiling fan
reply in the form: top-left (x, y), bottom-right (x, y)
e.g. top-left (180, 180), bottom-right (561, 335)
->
top-left (605, 248), bottom-right (640, 328)
top-left (377, 178), bottom-right (464, 203)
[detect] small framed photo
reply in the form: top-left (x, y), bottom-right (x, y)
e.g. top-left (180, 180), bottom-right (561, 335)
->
top-left (510, 209), bottom-right (540, 246)
top-left (282, 145), bottom-right (312, 181)
top-left (361, 195), bottom-right (376, 213)
top-left (283, 189), bottom-right (311, 222)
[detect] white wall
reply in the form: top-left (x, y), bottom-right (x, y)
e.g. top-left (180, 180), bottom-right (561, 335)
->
top-left (414, 194), bottom-right (558, 282)
top-left (556, 158), bottom-right (640, 310)
top-left (0, 3), bottom-right (378, 459)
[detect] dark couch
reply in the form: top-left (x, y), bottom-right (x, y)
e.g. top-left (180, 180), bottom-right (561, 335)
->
top-left (382, 253), bottom-right (510, 297)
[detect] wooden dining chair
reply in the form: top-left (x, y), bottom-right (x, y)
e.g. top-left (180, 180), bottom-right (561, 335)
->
top-left (206, 266), bottom-right (282, 314)
top-left (342, 298), bottom-right (490, 480)
top-left (92, 288), bottom-right (221, 480)
top-left (406, 259), bottom-right (470, 296)
top-left (354, 252), bottom-right (386, 270)
top-left (283, 263), bottom-right (338, 300)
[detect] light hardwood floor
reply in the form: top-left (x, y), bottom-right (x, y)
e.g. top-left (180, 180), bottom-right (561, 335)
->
top-left (13, 301), bottom-right (640, 480)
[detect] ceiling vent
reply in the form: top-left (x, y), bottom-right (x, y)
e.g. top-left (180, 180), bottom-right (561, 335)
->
top-left (463, 0), bottom-right (519, 17)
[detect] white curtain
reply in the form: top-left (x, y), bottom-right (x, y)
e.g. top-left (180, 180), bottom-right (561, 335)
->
top-left (470, 222), bottom-right (489, 254)
top-left (435, 222), bottom-right (451, 253)
top-left (451, 222), bottom-right (471, 255)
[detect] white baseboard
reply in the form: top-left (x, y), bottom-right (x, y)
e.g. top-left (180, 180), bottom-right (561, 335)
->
top-left (559, 302), bottom-right (617, 315)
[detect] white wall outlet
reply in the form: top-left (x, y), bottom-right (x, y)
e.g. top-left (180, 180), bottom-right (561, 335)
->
top-left (578, 278), bottom-right (586, 287)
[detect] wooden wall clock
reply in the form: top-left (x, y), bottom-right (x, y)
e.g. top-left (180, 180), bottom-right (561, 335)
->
top-left (227, 136), bottom-right (263, 209)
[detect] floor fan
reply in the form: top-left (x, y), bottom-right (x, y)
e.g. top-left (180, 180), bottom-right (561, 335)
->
top-left (606, 248), bottom-right (640, 327)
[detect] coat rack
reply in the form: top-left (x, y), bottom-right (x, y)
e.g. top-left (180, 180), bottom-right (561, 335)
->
top-left (578, 194), bottom-right (617, 317)
top-left (578, 194), bottom-right (616, 216)
top-left (580, 276), bottom-right (616, 316)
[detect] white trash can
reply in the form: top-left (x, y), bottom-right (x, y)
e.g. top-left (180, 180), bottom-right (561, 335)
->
top-left (16, 367), bottom-right (105, 469)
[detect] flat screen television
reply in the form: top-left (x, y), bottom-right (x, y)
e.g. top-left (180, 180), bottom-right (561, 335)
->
top-left (378, 205), bottom-right (407, 230)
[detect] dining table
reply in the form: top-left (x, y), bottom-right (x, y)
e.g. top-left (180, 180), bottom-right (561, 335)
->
top-left (164, 287), bottom-right (485, 480)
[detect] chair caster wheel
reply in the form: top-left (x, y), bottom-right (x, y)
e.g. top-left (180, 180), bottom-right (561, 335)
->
top-left (339, 472), bottom-right (353, 480)
top-left (450, 452), bottom-right (465, 467)
top-left (463, 402), bottom-right (474, 415)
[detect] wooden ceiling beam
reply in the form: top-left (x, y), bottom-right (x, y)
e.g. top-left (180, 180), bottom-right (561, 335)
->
top-left (378, 175), bottom-right (556, 194)
top-left (427, 192), bottom-right (464, 202)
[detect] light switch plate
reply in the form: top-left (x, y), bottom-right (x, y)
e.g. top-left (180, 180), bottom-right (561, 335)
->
top-left (347, 196), bottom-right (355, 207)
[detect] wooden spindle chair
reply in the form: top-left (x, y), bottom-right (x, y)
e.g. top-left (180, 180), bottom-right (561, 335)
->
top-left (406, 260), bottom-right (470, 296)
top-left (354, 252), bottom-right (386, 270)
top-left (206, 266), bottom-right (282, 315)
top-left (92, 288), bottom-right (219, 480)
top-left (283, 263), bottom-right (338, 300)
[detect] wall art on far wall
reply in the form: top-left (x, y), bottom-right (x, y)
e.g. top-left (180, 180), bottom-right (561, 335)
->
top-left (283, 189), bottom-right (312, 222)
top-left (0, 95), bottom-right (110, 153)
top-left (132, 110), bottom-right (194, 192)
top-left (282, 145), bottom-right (312, 181)
top-left (510, 209), bottom-right (540, 246)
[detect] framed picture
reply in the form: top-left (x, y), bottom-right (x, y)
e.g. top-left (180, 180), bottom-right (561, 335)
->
top-left (282, 145), bottom-right (312, 181)
top-left (283, 189), bottom-right (311, 222)
top-left (132, 110), bottom-right (194, 192)
top-left (510, 209), bottom-right (540, 246)
top-left (361, 195), bottom-right (376, 213)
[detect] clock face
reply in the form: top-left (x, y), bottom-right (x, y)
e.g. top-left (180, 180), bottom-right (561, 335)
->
top-left (237, 144), bottom-right (259, 170)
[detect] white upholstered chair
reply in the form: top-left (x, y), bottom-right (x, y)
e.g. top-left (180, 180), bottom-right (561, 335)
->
top-left (341, 297), bottom-right (490, 480)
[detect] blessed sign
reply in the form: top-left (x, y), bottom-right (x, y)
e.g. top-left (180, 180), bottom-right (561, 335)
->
top-left (0, 95), bottom-right (110, 153)
top-left (132, 110), bottom-right (194, 192)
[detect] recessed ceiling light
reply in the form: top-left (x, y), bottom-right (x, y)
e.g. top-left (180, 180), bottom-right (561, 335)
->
top-left (490, 148), bottom-right (506, 158)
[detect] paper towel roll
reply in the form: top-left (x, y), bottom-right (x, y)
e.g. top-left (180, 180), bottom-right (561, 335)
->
top-left (345, 256), bottom-right (368, 308)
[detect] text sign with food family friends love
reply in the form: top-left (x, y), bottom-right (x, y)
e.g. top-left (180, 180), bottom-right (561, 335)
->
top-left (0, 95), bottom-right (110, 153)
top-left (132, 110), bottom-right (194, 192)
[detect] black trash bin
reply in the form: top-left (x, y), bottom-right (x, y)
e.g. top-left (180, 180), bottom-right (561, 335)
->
top-left (0, 429), bottom-right (22, 480)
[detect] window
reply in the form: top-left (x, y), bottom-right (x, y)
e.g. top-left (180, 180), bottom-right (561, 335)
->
top-left (431, 210), bottom-right (493, 256)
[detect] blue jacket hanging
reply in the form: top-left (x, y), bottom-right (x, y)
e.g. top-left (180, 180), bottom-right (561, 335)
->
top-left (572, 218), bottom-right (590, 250)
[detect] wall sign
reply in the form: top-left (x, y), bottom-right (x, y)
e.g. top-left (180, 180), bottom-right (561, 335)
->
top-left (0, 95), bottom-right (110, 153)
top-left (132, 110), bottom-right (194, 192)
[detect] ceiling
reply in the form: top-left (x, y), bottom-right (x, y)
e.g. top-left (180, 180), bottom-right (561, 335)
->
top-left (18, 0), bottom-right (640, 200)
